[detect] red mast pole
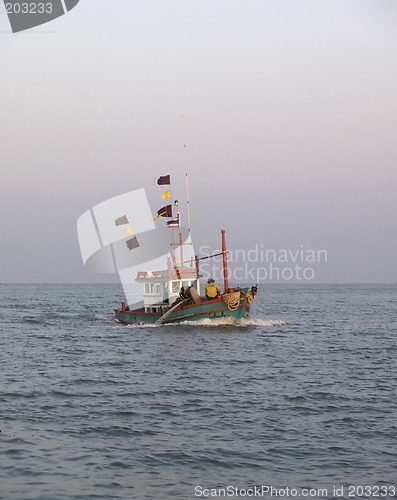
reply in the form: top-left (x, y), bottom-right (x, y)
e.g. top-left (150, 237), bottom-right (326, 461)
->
top-left (195, 254), bottom-right (200, 278)
top-left (221, 229), bottom-right (229, 293)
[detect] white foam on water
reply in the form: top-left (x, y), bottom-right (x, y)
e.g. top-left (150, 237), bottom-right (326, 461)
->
top-left (119, 317), bottom-right (286, 328)
top-left (168, 317), bottom-right (287, 327)
top-left (124, 321), bottom-right (161, 328)
top-left (239, 318), bottom-right (287, 327)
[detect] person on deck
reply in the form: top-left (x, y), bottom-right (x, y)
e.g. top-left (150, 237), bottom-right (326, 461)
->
top-left (205, 278), bottom-right (221, 299)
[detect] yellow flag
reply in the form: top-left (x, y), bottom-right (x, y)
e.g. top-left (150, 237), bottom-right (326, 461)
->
top-left (162, 190), bottom-right (171, 200)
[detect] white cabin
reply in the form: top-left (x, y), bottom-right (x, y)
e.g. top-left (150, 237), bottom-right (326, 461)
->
top-left (136, 264), bottom-right (201, 313)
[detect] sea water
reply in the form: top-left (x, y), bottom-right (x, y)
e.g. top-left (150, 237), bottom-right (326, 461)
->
top-left (0, 284), bottom-right (396, 499)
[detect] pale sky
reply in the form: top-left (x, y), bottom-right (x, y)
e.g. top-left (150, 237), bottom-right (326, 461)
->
top-left (1, 0), bottom-right (396, 283)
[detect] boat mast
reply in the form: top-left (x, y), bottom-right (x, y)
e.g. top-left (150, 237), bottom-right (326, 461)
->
top-left (182, 114), bottom-right (194, 265)
top-left (221, 229), bottom-right (229, 292)
top-left (178, 210), bottom-right (184, 265)
top-left (182, 115), bottom-right (192, 238)
top-left (169, 179), bottom-right (177, 267)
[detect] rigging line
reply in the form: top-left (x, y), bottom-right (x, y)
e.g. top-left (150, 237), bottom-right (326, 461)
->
top-left (180, 251), bottom-right (227, 265)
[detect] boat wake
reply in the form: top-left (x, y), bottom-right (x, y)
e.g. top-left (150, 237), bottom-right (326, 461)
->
top-left (178, 317), bottom-right (287, 327)
top-left (238, 317), bottom-right (286, 327)
top-left (123, 317), bottom-right (286, 328)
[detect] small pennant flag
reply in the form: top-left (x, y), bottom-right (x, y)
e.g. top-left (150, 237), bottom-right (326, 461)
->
top-left (115, 215), bottom-right (129, 226)
top-left (157, 175), bottom-right (170, 185)
top-left (126, 236), bottom-right (140, 251)
top-left (166, 215), bottom-right (180, 228)
top-left (162, 190), bottom-right (171, 200)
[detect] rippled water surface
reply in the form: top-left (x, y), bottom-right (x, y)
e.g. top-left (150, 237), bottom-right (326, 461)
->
top-left (1, 284), bottom-right (396, 499)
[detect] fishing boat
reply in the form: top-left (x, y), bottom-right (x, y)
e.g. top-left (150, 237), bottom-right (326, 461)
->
top-left (114, 229), bottom-right (258, 325)
top-left (113, 175), bottom-right (258, 325)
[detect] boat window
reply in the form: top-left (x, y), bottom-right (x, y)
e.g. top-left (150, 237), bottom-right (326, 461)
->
top-left (190, 280), bottom-right (197, 289)
top-left (182, 281), bottom-right (189, 288)
top-left (172, 282), bottom-right (179, 293)
top-left (150, 283), bottom-right (156, 293)
top-left (144, 283), bottom-right (149, 293)
top-left (156, 284), bottom-right (161, 293)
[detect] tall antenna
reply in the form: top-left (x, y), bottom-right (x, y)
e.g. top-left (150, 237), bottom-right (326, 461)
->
top-left (182, 114), bottom-right (192, 238)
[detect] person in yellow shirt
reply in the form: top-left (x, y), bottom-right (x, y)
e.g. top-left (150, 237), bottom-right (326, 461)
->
top-left (205, 278), bottom-right (221, 299)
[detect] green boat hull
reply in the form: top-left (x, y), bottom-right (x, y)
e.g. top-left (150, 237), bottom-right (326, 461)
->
top-left (114, 292), bottom-right (251, 325)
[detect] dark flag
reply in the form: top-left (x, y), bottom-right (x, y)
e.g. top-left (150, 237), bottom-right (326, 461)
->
top-left (157, 175), bottom-right (170, 185)
top-left (150, 204), bottom-right (173, 222)
top-left (157, 205), bottom-right (173, 218)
